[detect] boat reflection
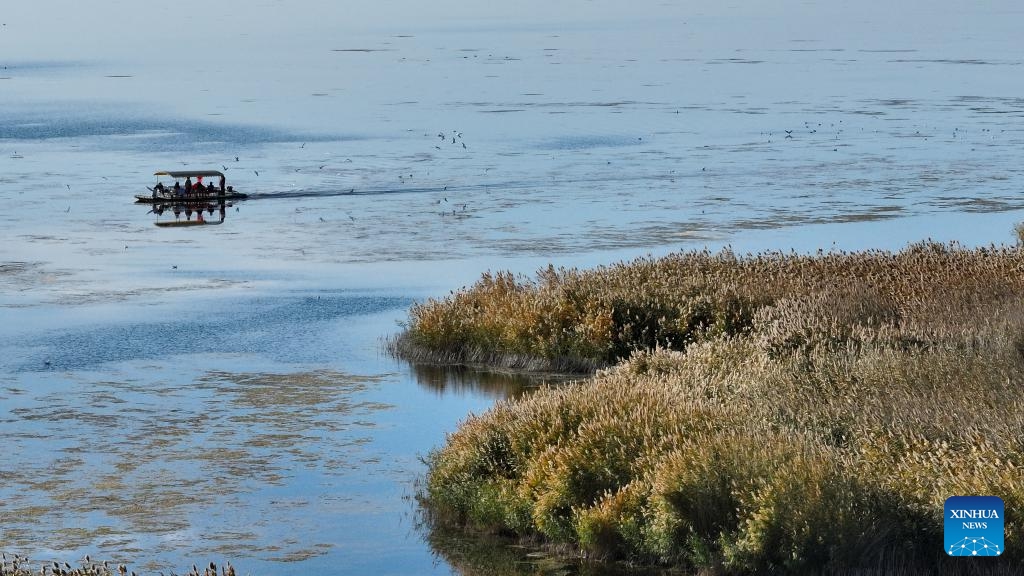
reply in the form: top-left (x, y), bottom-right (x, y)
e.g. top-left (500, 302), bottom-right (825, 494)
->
top-left (145, 198), bottom-right (237, 228)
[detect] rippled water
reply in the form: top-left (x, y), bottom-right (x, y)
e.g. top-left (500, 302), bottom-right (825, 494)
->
top-left (3, 0), bottom-right (1024, 574)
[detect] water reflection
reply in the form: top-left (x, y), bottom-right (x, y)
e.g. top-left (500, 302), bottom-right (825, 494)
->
top-left (426, 530), bottom-right (671, 576)
top-left (407, 363), bottom-right (576, 401)
top-left (142, 199), bottom-right (233, 227)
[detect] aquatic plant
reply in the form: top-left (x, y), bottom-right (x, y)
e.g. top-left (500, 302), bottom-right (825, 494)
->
top-left (420, 243), bottom-right (1024, 572)
top-left (399, 242), bottom-right (1024, 371)
top-left (0, 555), bottom-right (235, 576)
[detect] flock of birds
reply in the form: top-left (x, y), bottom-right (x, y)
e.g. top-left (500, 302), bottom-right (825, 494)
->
top-left (0, 555), bottom-right (234, 576)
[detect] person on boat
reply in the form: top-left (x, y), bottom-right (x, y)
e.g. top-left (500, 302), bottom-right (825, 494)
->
top-left (184, 177), bottom-right (192, 195)
top-left (206, 181), bottom-right (216, 195)
top-left (173, 181), bottom-right (183, 197)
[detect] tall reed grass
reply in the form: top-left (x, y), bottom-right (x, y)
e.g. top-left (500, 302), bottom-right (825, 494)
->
top-left (397, 242), bottom-right (1024, 371)
top-left (420, 242), bottom-right (1024, 572)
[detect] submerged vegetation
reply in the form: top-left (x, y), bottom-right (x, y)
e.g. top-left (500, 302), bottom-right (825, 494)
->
top-left (416, 242), bottom-right (1024, 572)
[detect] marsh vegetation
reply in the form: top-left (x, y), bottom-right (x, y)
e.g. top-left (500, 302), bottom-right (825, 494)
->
top-left (412, 242), bottom-right (1024, 572)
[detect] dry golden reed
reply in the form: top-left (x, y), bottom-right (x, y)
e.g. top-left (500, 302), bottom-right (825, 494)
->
top-left (397, 241), bottom-right (1024, 371)
top-left (421, 242), bottom-right (1024, 573)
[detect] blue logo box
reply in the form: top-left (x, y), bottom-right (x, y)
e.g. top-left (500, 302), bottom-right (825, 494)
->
top-left (945, 496), bottom-right (1004, 557)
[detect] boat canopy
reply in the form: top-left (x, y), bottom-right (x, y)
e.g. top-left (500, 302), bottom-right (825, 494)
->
top-left (154, 170), bottom-right (225, 179)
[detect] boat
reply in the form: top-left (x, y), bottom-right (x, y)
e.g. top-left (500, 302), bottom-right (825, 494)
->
top-left (135, 170), bottom-right (248, 203)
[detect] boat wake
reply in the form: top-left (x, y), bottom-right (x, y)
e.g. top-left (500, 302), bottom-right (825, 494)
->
top-left (246, 180), bottom-right (530, 200)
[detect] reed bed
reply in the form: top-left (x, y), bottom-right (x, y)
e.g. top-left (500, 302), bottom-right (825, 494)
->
top-left (421, 242), bottom-right (1024, 573)
top-left (398, 242), bottom-right (1024, 371)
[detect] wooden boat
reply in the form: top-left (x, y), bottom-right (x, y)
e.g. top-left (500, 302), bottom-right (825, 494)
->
top-left (135, 170), bottom-right (248, 203)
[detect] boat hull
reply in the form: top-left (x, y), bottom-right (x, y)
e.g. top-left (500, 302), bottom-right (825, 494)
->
top-left (136, 192), bottom-right (247, 203)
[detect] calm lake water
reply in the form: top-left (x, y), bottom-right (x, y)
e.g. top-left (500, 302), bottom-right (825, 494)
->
top-left (3, 1), bottom-right (1024, 573)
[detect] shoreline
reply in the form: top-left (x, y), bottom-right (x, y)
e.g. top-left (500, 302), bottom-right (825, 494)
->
top-left (386, 332), bottom-right (606, 375)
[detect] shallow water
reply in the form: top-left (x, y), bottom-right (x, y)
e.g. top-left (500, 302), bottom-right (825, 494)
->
top-left (3, 1), bottom-right (1024, 574)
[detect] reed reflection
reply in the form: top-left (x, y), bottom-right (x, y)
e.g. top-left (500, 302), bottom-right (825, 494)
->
top-left (407, 363), bottom-right (571, 400)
